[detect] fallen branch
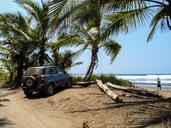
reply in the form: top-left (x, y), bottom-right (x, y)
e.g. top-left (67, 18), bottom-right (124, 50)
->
top-left (107, 82), bottom-right (128, 90)
top-left (107, 82), bottom-right (161, 98)
top-left (72, 81), bottom-right (96, 87)
top-left (96, 80), bottom-right (122, 103)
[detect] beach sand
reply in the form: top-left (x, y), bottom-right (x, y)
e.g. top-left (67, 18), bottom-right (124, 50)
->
top-left (1, 83), bottom-right (171, 128)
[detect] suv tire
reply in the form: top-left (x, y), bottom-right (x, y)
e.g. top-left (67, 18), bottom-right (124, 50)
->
top-left (44, 84), bottom-right (54, 96)
top-left (25, 76), bottom-right (36, 88)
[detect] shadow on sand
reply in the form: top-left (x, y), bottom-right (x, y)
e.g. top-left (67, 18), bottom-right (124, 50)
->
top-left (25, 86), bottom-right (70, 99)
top-left (0, 98), bottom-right (10, 107)
top-left (0, 118), bottom-right (13, 127)
top-left (68, 96), bottom-right (171, 127)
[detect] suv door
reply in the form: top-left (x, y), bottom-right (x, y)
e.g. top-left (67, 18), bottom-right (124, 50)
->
top-left (57, 69), bottom-right (69, 84)
top-left (47, 67), bottom-right (60, 85)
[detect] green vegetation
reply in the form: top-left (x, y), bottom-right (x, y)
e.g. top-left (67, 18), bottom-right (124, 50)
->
top-left (0, 70), bottom-right (7, 80)
top-left (72, 74), bottom-right (133, 88)
top-left (103, 0), bottom-right (171, 42)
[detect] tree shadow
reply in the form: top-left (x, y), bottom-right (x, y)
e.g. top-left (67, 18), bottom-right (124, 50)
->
top-left (0, 118), bottom-right (13, 127)
top-left (68, 98), bottom-right (171, 114)
top-left (0, 99), bottom-right (10, 102)
top-left (128, 102), bottom-right (171, 128)
top-left (0, 98), bottom-right (10, 107)
top-left (0, 82), bottom-right (16, 89)
top-left (0, 91), bottom-right (18, 98)
top-left (67, 97), bottom-right (171, 127)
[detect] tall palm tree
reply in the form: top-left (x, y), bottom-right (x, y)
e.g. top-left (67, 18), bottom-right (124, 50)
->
top-left (0, 13), bottom-right (36, 86)
top-left (17, 0), bottom-right (50, 66)
top-left (50, 0), bottom-right (122, 81)
top-left (53, 24), bottom-right (121, 81)
top-left (17, 0), bottom-right (81, 66)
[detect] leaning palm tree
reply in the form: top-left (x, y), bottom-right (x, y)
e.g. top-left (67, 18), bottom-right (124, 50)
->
top-left (50, 0), bottom-right (122, 81)
top-left (53, 24), bottom-right (121, 81)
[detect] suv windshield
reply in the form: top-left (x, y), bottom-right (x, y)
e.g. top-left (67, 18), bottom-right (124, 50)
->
top-left (25, 68), bottom-right (43, 76)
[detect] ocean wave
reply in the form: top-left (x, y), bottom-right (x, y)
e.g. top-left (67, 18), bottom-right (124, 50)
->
top-left (116, 74), bottom-right (171, 80)
top-left (116, 74), bottom-right (171, 85)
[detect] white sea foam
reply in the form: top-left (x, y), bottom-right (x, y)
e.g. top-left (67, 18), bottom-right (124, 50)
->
top-left (116, 74), bottom-right (171, 86)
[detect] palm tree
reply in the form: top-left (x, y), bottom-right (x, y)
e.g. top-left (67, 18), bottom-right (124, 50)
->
top-left (50, 0), bottom-right (122, 81)
top-left (17, 0), bottom-right (50, 66)
top-left (50, 43), bottom-right (83, 70)
top-left (53, 24), bottom-right (121, 81)
top-left (17, 0), bottom-right (82, 66)
top-left (0, 13), bottom-right (36, 86)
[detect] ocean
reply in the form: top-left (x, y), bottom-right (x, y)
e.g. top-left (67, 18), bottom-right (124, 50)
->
top-left (116, 74), bottom-right (171, 88)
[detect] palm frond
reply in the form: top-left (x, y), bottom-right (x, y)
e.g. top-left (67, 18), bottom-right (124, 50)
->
top-left (16, 0), bottom-right (42, 23)
top-left (72, 24), bottom-right (94, 41)
top-left (102, 39), bottom-right (121, 63)
top-left (102, 6), bottom-right (152, 40)
top-left (49, 0), bottom-right (82, 33)
top-left (52, 34), bottom-right (85, 48)
top-left (147, 6), bottom-right (170, 41)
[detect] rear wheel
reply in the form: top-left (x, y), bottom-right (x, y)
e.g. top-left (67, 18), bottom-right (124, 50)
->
top-left (44, 84), bottom-right (54, 96)
top-left (25, 77), bottom-right (36, 88)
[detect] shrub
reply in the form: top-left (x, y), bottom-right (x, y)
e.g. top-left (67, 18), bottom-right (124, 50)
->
top-left (71, 74), bottom-right (133, 88)
top-left (0, 70), bottom-right (8, 80)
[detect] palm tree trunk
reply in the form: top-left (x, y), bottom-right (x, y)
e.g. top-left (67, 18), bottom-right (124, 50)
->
top-left (52, 47), bottom-right (60, 66)
top-left (15, 54), bottom-right (24, 87)
top-left (8, 72), bottom-right (13, 83)
top-left (39, 45), bottom-right (45, 66)
top-left (84, 46), bottom-right (98, 81)
top-left (15, 65), bottom-right (23, 87)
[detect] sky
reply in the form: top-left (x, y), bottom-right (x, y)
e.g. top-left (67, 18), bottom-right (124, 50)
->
top-left (0, 0), bottom-right (171, 74)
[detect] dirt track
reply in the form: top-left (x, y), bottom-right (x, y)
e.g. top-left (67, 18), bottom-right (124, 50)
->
top-left (0, 88), bottom-right (72, 128)
top-left (1, 84), bottom-right (171, 128)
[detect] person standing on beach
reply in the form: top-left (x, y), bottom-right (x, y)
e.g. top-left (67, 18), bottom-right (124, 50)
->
top-left (157, 78), bottom-right (161, 90)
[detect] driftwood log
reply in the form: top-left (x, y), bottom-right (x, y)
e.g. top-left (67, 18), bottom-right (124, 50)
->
top-left (96, 80), bottom-right (122, 103)
top-left (72, 81), bottom-right (96, 87)
top-left (107, 82), bottom-right (128, 90)
top-left (107, 82), bottom-right (161, 98)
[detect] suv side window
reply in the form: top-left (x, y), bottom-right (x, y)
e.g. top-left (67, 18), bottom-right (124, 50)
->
top-left (48, 67), bottom-right (57, 74)
top-left (57, 69), bottom-right (65, 75)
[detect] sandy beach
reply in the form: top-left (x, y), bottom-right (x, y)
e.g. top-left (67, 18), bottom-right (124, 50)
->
top-left (1, 82), bottom-right (171, 128)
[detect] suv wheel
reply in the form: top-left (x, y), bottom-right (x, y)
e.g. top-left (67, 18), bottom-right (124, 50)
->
top-left (25, 77), bottom-right (36, 88)
top-left (44, 84), bottom-right (54, 96)
top-left (23, 90), bottom-right (33, 97)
